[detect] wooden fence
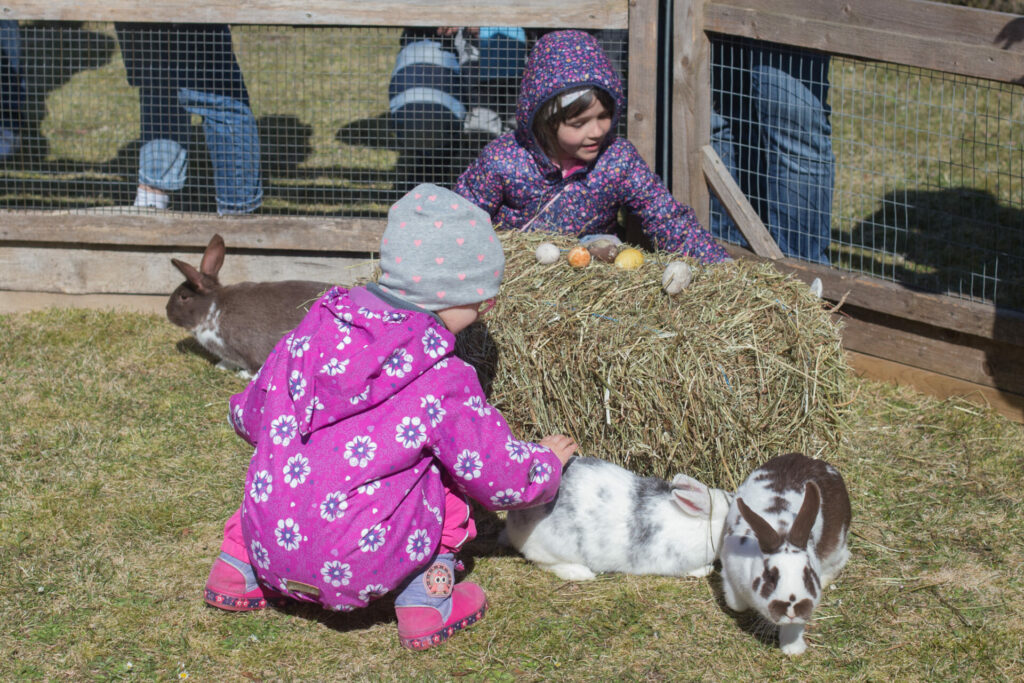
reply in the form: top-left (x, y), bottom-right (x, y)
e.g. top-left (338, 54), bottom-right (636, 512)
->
top-left (0, 0), bottom-right (658, 301)
top-left (674, 0), bottom-right (1024, 421)
top-left (1, 0), bottom-right (1023, 420)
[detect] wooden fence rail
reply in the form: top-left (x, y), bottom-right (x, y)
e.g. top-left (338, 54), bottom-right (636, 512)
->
top-left (675, 0), bottom-right (1024, 421)
top-left (1, 0), bottom-right (1022, 420)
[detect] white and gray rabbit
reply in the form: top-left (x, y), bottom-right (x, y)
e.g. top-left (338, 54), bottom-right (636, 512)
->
top-left (504, 456), bottom-right (733, 581)
top-left (166, 234), bottom-right (330, 377)
top-left (720, 452), bottom-right (851, 656)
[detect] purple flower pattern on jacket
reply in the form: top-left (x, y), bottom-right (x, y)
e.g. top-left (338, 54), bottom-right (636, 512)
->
top-left (230, 286), bottom-right (563, 612)
top-left (454, 30), bottom-right (729, 265)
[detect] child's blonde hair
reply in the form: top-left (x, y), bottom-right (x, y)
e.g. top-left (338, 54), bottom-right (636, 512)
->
top-left (532, 87), bottom-right (616, 162)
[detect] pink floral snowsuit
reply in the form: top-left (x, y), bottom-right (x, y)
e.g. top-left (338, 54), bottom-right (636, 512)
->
top-left (228, 285), bottom-right (563, 612)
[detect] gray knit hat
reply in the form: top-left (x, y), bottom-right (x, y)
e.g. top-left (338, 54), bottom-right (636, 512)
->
top-left (378, 183), bottom-right (505, 311)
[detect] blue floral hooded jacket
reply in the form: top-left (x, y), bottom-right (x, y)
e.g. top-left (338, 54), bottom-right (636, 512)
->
top-left (454, 30), bottom-right (729, 264)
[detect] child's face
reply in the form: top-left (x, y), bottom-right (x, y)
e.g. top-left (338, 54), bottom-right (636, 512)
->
top-left (555, 98), bottom-right (612, 165)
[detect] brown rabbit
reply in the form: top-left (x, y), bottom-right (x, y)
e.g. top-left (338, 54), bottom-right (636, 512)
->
top-left (166, 234), bottom-right (330, 377)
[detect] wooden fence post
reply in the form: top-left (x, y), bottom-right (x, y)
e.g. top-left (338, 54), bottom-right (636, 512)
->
top-left (672, 0), bottom-right (711, 228)
top-left (627, 0), bottom-right (660, 167)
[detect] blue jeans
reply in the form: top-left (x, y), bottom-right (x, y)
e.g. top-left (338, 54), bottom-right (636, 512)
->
top-left (138, 88), bottom-right (262, 215)
top-left (710, 38), bottom-right (834, 264)
top-left (0, 20), bottom-right (24, 130)
top-left (117, 23), bottom-right (261, 214)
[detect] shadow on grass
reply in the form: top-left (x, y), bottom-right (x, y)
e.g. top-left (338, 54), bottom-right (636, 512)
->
top-left (336, 112), bottom-right (494, 196)
top-left (174, 337), bottom-right (221, 369)
top-left (844, 187), bottom-right (1023, 311)
top-left (0, 110), bottom-right (495, 215)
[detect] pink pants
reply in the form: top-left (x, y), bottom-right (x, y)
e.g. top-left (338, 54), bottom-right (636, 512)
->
top-left (221, 484), bottom-right (475, 560)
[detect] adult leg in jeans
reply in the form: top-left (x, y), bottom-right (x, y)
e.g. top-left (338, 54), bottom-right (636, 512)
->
top-left (710, 38), bottom-right (833, 265)
top-left (0, 20), bottom-right (25, 160)
top-left (751, 46), bottom-right (833, 265)
top-left (179, 87), bottom-right (262, 215)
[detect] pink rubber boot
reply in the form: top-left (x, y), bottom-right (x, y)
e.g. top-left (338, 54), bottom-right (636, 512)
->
top-left (203, 508), bottom-right (281, 611)
top-left (395, 554), bottom-right (488, 650)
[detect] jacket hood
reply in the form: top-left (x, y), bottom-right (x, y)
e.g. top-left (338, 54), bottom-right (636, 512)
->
top-left (287, 286), bottom-right (455, 437)
top-left (515, 30), bottom-right (625, 165)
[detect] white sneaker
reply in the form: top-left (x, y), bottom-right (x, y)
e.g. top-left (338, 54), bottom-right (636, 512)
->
top-left (464, 107), bottom-right (507, 137)
top-left (134, 184), bottom-right (169, 210)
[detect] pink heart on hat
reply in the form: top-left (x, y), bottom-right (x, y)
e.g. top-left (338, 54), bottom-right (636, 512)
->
top-left (416, 205), bottom-right (423, 211)
top-left (477, 254), bottom-right (485, 261)
top-left (412, 276), bottom-right (421, 282)
top-left (395, 256), bottom-right (402, 263)
top-left (434, 220), bottom-right (443, 228)
top-left (399, 221), bottom-right (406, 228)
top-left (413, 239), bottom-right (422, 246)
top-left (436, 257), bottom-right (444, 264)
top-left (458, 273), bottom-right (466, 280)
top-left (437, 291), bottom-right (446, 299)
top-left (428, 195), bottom-right (437, 201)
top-left (476, 288), bottom-right (484, 295)
top-left (456, 238), bottom-right (464, 245)
top-left (414, 193), bottom-right (422, 199)
top-left (469, 219), bottom-right (477, 226)
top-left (382, 238), bottom-right (388, 245)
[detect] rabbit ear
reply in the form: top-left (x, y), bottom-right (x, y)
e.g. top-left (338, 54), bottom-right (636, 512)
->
top-left (171, 258), bottom-right (217, 295)
top-left (737, 497), bottom-right (782, 554)
top-left (670, 474), bottom-right (713, 518)
top-left (200, 234), bottom-right (226, 277)
top-left (788, 481), bottom-right (821, 550)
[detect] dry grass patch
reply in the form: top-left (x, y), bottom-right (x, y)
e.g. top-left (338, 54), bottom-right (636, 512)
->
top-left (2, 308), bottom-right (1023, 680)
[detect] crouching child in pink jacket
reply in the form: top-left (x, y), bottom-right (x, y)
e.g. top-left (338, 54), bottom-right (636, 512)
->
top-left (203, 183), bottom-right (577, 650)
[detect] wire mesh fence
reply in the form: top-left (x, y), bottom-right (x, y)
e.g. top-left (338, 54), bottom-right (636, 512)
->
top-left (708, 33), bottom-right (1023, 310)
top-left (0, 22), bottom-right (627, 218)
top-left (2, 21), bottom-right (1020, 310)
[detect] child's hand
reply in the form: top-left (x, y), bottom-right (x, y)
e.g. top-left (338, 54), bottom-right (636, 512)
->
top-left (539, 434), bottom-right (578, 465)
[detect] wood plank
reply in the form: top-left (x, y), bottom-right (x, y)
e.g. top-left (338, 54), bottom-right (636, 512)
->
top-left (1, 0), bottom-right (629, 29)
top-left (700, 144), bottom-right (782, 259)
top-left (672, 0), bottom-right (713, 226)
top-left (839, 308), bottom-right (1024, 395)
top-left (713, 0), bottom-right (1024, 51)
top-left (0, 245), bottom-right (375, 295)
top-left (0, 291), bottom-right (167, 315)
top-left (846, 349), bottom-right (1024, 424)
top-left (722, 243), bottom-right (1024, 346)
top-left (0, 212), bottom-right (385, 253)
top-left (627, 0), bottom-right (660, 167)
top-left (705, 0), bottom-right (1024, 84)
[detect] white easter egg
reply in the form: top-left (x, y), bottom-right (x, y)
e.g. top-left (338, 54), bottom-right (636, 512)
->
top-left (535, 242), bottom-right (561, 264)
top-left (662, 261), bottom-right (693, 295)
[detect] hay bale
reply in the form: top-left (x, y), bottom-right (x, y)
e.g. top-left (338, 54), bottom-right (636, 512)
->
top-left (455, 232), bottom-right (850, 489)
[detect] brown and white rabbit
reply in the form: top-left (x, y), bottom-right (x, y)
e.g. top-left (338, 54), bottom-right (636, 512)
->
top-left (166, 234), bottom-right (330, 377)
top-left (504, 456), bottom-right (733, 580)
top-left (720, 452), bottom-right (851, 656)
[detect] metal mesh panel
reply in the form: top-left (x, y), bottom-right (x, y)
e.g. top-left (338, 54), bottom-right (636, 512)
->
top-left (710, 34), bottom-right (1023, 309)
top-left (0, 22), bottom-right (628, 218)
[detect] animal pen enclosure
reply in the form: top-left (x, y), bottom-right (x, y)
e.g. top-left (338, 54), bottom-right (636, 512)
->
top-left (0, 0), bottom-right (1021, 419)
top-left (674, 0), bottom-right (1024, 420)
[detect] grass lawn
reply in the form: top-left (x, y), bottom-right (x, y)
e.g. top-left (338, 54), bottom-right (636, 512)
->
top-left (1, 308), bottom-right (1022, 680)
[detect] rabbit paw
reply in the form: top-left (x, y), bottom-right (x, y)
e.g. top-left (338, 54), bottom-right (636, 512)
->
top-left (547, 563), bottom-right (597, 581)
top-left (778, 624), bottom-right (807, 656)
top-left (686, 563), bottom-right (714, 578)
